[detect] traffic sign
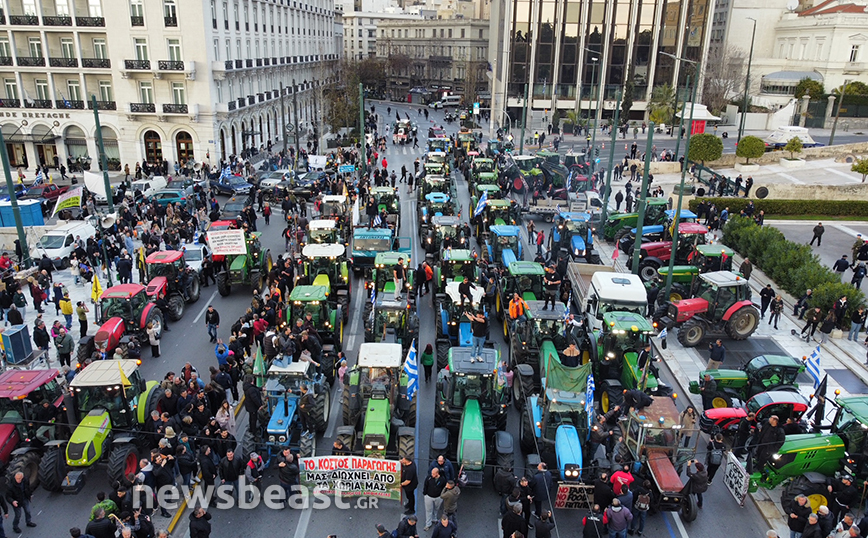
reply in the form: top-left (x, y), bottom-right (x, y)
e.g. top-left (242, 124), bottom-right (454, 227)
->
top-left (338, 165), bottom-right (356, 174)
top-left (473, 102), bottom-right (480, 115)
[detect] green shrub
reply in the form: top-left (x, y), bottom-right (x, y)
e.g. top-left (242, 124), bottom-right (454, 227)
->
top-left (689, 197), bottom-right (868, 218)
top-left (736, 136), bottom-right (765, 164)
top-left (688, 133), bottom-right (723, 165)
top-left (722, 216), bottom-right (864, 316)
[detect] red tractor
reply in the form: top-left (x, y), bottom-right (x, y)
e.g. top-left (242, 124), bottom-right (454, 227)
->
top-left (656, 271), bottom-right (759, 348)
top-left (630, 223), bottom-right (709, 282)
top-left (76, 284), bottom-right (164, 366)
top-left (144, 250), bottom-right (201, 320)
top-left (0, 369), bottom-right (67, 489)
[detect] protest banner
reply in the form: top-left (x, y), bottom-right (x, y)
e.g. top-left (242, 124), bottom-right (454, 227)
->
top-left (52, 186), bottom-right (83, 216)
top-left (206, 229), bottom-right (247, 255)
top-left (299, 456), bottom-right (401, 501)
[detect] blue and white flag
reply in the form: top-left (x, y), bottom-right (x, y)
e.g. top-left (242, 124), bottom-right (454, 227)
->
top-left (220, 165), bottom-right (231, 181)
top-left (34, 170), bottom-right (43, 185)
top-left (373, 213), bottom-right (383, 227)
top-left (566, 170), bottom-right (573, 191)
top-left (585, 373), bottom-right (595, 430)
top-left (474, 190), bottom-right (488, 218)
top-left (806, 345), bottom-right (822, 389)
top-left (404, 339), bottom-right (419, 402)
top-left (370, 286), bottom-right (376, 305)
top-left (657, 327), bottom-right (667, 340)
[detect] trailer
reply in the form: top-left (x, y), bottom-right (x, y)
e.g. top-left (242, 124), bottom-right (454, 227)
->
top-left (566, 262), bottom-right (647, 332)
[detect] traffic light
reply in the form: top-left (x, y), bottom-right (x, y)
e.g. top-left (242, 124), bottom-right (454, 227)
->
top-left (595, 147), bottom-right (600, 157)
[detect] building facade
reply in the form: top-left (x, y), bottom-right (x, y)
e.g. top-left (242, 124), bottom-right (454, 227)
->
top-left (0, 0), bottom-right (340, 175)
top-left (488, 0), bottom-right (714, 131)
top-left (342, 11), bottom-right (421, 60)
top-left (376, 18), bottom-right (489, 103)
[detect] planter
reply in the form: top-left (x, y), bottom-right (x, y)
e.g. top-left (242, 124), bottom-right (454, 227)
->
top-left (780, 158), bottom-right (805, 169)
top-left (734, 163), bottom-right (760, 173)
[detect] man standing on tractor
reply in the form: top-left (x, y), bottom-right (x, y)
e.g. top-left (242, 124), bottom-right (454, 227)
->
top-left (298, 385), bottom-right (315, 438)
top-left (542, 264), bottom-right (561, 311)
top-left (509, 293), bottom-right (529, 322)
top-left (393, 258), bottom-right (406, 302)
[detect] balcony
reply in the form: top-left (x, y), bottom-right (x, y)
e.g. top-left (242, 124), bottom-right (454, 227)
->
top-left (124, 59), bottom-right (151, 70)
top-left (130, 16), bottom-right (144, 26)
top-left (0, 57), bottom-right (11, 66)
top-left (237, 97), bottom-right (245, 108)
top-left (256, 58), bottom-right (263, 67)
top-left (263, 58), bottom-right (270, 66)
top-left (225, 60), bottom-right (233, 70)
top-left (272, 57), bottom-right (277, 65)
top-left (0, 99), bottom-right (20, 108)
top-left (17, 56), bottom-right (45, 67)
top-left (81, 58), bottom-right (110, 68)
top-left (75, 16), bottom-right (105, 26)
top-left (258, 93), bottom-right (264, 102)
top-left (228, 100), bottom-right (236, 111)
top-left (55, 99), bottom-right (83, 109)
top-left (164, 16), bottom-right (177, 27)
top-left (49, 57), bottom-right (78, 68)
top-left (129, 102), bottom-right (155, 113)
top-left (24, 99), bottom-right (52, 109)
top-left (157, 60), bottom-right (184, 71)
top-left (248, 95), bottom-right (255, 105)
top-left (245, 59), bottom-right (253, 68)
top-left (43, 16), bottom-right (72, 26)
top-left (9, 15), bottom-right (39, 25)
top-left (162, 103), bottom-right (188, 114)
top-left (235, 59), bottom-right (242, 69)
top-left (265, 90), bottom-right (271, 100)
top-left (87, 100), bottom-right (116, 110)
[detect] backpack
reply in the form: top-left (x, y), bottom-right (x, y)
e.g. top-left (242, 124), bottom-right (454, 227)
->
top-left (709, 446), bottom-right (724, 466)
top-left (635, 493), bottom-right (650, 512)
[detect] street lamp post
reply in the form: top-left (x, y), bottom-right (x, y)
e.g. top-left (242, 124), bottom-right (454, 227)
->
top-left (598, 89), bottom-right (622, 236)
top-left (830, 79), bottom-right (850, 146)
top-left (673, 76), bottom-right (688, 159)
top-left (737, 18), bottom-right (757, 144)
top-left (583, 48), bottom-right (600, 165)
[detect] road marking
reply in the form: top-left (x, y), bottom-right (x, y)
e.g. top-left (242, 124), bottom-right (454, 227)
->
top-left (778, 172), bottom-right (803, 184)
top-left (293, 507), bottom-right (313, 538)
top-left (832, 224), bottom-right (865, 238)
top-left (193, 290), bottom-right (219, 323)
top-left (324, 383), bottom-right (342, 438)
top-left (827, 167), bottom-right (861, 182)
top-left (672, 512), bottom-right (689, 538)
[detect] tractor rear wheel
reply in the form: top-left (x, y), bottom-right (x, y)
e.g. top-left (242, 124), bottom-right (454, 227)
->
top-left (436, 338), bottom-right (450, 371)
top-left (398, 433), bottom-right (415, 459)
top-left (8, 451), bottom-right (41, 491)
top-left (216, 273), bottom-right (231, 296)
top-left (299, 433), bottom-right (315, 458)
top-left (167, 295), bottom-right (185, 321)
top-left (242, 431), bottom-right (257, 458)
top-left (781, 476), bottom-right (830, 514)
top-left (725, 307), bottom-right (760, 340)
top-left (107, 443), bottom-right (140, 486)
top-left (341, 389), bottom-right (353, 427)
top-left (613, 227), bottom-right (632, 246)
top-left (519, 408), bottom-right (536, 454)
top-left (311, 383), bottom-right (331, 433)
top-left (404, 397), bottom-right (417, 427)
top-left (336, 431), bottom-right (354, 453)
top-left (321, 352), bottom-right (336, 386)
top-left (638, 260), bottom-right (661, 282)
top-left (599, 380), bottom-right (624, 413)
top-left (38, 447), bottom-right (66, 492)
top-left (677, 319), bottom-right (706, 348)
top-left (187, 276), bottom-right (201, 303)
top-left (667, 283), bottom-right (689, 303)
top-left (512, 371), bottom-right (533, 411)
top-left (711, 392), bottom-right (733, 409)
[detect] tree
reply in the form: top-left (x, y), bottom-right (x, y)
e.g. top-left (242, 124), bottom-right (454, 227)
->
top-left (736, 135), bottom-right (765, 164)
top-left (702, 45), bottom-right (747, 115)
top-left (833, 81), bottom-right (868, 96)
top-left (621, 71), bottom-right (635, 124)
top-left (784, 137), bottom-right (803, 160)
top-left (646, 84), bottom-right (676, 126)
top-left (688, 133), bottom-right (724, 165)
top-left (793, 78), bottom-right (824, 100)
top-left (852, 158), bottom-right (868, 183)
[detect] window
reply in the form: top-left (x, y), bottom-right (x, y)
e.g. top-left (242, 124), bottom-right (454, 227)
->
top-left (0, 39), bottom-right (11, 58)
top-left (440, 29), bottom-right (444, 38)
top-left (228, 79), bottom-right (234, 100)
top-left (56, 0), bottom-right (70, 16)
top-left (93, 38), bottom-right (107, 59)
top-left (172, 82), bottom-right (186, 104)
top-left (167, 39), bottom-right (182, 61)
top-left (215, 80), bottom-right (222, 101)
top-left (255, 41), bottom-right (260, 58)
top-left (246, 39), bottom-right (251, 57)
top-left (139, 81), bottom-right (153, 103)
top-left (461, 28), bottom-right (465, 38)
top-left (28, 38), bottom-right (42, 58)
top-left (850, 45), bottom-right (860, 63)
top-left (4, 79), bottom-right (18, 100)
top-left (35, 79), bottom-right (48, 101)
top-left (233, 3), bottom-right (239, 29)
top-left (213, 39), bottom-right (219, 60)
top-left (88, 0), bottom-right (102, 17)
top-left (448, 29), bottom-right (452, 38)
top-left (22, 0), bottom-right (37, 16)
top-left (61, 38), bottom-right (75, 59)
top-left (211, 0), bottom-right (216, 20)
top-left (130, 0), bottom-right (143, 17)
top-left (479, 29), bottom-right (483, 39)
top-left (98, 80), bottom-right (112, 102)
top-left (164, 0), bottom-right (177, 18)
top-left (67, 79), bottom-right (81, 101)
top-left (236, 39), bottom-right (241, 59)
top-left (225, 39), bottom-right (231, 59)
top-left (135, 38), bottom-right (149, 61)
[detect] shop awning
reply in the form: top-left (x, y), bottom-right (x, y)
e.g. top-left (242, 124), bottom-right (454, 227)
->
top-left (5, 133), bottom-right (60, 143)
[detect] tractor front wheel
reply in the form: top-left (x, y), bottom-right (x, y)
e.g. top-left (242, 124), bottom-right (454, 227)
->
top-left (781, 476), bottom-right (831, 514)
top-left (512, 371), bottom-right (533, 412)
top-left (216, 273), bottom-right (231, 296)
top-left (167, 295), bottom-right (185, 321)
top-left (436, 338), bottom-right (450, 371)
top-left (107, 443), bottom-right (140, 486)
top-left (638, 260), bottom-right (661, 282)
top-left (681, 494), bottom-right (698, 522)
top-left (8, 451), bottom-right (41, 491)
top-left (145, 308), bottom-right (165, 340)
top-left (187, 276), bottom-right (201, 303)
top-left (677, 319), bottom-right (706, 348)
top-left (38, 447), bottom-right (66, 492)
top-left (519, 408), bottom-right (536, 454)
top-left (725, 307), bottom-right (760, 340)
top-left (311, 382), bottom-right (331, 433)
top-left (711, 392), bottom-right (733, 409)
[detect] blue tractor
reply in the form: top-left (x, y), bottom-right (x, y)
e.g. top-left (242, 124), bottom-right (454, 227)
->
top-left (483, 225), bottom-right (523, 269)
top-left (419, 192), bottom-right (456, 236)
top-left (435, 280), bottom-right (487, 369)
top-left (243, 358), bottom-right (331, 463)
top-left (549, 212), bottom-right (600, 264)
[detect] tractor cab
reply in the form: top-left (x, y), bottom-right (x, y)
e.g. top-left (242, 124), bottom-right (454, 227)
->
top-left (832, 398), bottom-right (868, 474)
top-left (746, 390), bottom-right (810, 424)
top-left (428, 138), bottom-right (449, 155)
top-left (320, 194), bottom-right (348, 220)
top-left (144, 250), bottom-right (185, 284)
top-left (503, 262), bottom-right (545, 302)
top-left (523, 301), bottom-right (570, 350)
top-left (685, 271), bottom-right (752, 322)
top-left (537, 150), bottom-right (561, 166)
top-left (287, 286), bottom-right (332, 327)
top-left (351, 228), bottom-right (395, 274)
top-left (367, 300), bottom-right (417, 352)
top-left (369, 252), bottom-right (414, 298)
top-left (690, 244), bottom-right (734, 273)
top-left (486, 225), bottom-right (523, 267)
top-left (438, 281), bottom-right (487, 347)
top-left (261, 359), bottom-right (319, 458)
top-left (299, 244), bottom-right (349, 292)
top-left (564, 151), bottom-right (588, 170)
top-left (427, 216), bottom-right (467, 257)
top-left (513, 155), bottom-right (541, 174)
top-left (533, 387), bottom-right (586, 481)
top-left (436, 249), bottom-right (478, 293)
top-left (420, 193), bottom-right (455, 229)
top-left (306, 219), bottom-right (341, 246)
top-left (419, 174), bottom-right (451, 201)
top-left (458, 130), bottom-right (478, 153)
top-left (0, 369), bottom-right (65, 447)
top-left (551, 212), bottom-right (595, 263)
top-left (472, 158), bottom-right (496, 179)
top-left (371, 187), bottom-right (400, 227)
top-left (98, 285), bottom-right (149, 333)
top-left (596, 312), bottom-right (658, 392)
top-left (426, 152), bottom-right (450, 175)
top-left (474, 199), bottom-right (519, 242)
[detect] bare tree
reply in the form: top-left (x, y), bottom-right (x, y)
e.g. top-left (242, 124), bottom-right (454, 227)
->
top-left (702, 45), bottom-right (747, 115)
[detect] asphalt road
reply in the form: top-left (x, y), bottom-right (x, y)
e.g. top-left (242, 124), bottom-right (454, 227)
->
top-left (29, 99), bottom-right (774, 538)
top-left (768, 220), bottom-right (866, 279)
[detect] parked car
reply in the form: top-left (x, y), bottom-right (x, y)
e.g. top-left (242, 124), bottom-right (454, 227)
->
top-left (210, 175), bottom-right (253, 196)
top-left (181, 243), bottom-right (211, 274)
top-left (260, 170), bottom-right (295, 190)
top-left (148, 188), bottom-right (190, 207)
top-left (220, 194), bottom-right (253, 220)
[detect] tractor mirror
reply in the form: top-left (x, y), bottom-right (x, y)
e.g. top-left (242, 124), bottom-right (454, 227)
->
top-left (436, 381), bottom-right (443, 393)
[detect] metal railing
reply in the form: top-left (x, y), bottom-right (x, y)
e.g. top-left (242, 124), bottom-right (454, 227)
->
top-left (24, 99), bottom-right (52, 109)
top-left (75, 16), bottom-right (105, 26)
top-left (81, 58), bottom-right (110, 68)
top-left (130, 16), bottom-right (144, 26)
top-left (162, 103), bottom-right (188, 114)
top-left (43, 16), bottom-right (72, 25)
top-left (17, 56), bottom-right (45, 67)
top-left (9, 15), bottom-right (39, 25)
top-left (87, 100), bottom-right (116, 110)
top-left (158, 60), bottom-right (184, 70)
top-left (130, 102), bottom-right (155, 113)
top-left (124, 59), bottom-right (151, 70)
top-left (49, 57), bottom-right (78, 67)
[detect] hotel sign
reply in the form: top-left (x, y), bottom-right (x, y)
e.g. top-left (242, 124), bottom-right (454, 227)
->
top-left (0, 111), bottom-right (73, 119)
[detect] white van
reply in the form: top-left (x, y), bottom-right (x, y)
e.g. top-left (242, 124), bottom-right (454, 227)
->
top-left (34, 221), bottom-right (97, 269)
top-left (441, 95), bottom-right (461, 107)
top-left (129, 176), bottom-right (168, 200)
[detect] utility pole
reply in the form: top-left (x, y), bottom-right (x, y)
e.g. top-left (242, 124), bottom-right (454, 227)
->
top-left (0, 131), bottom-right (30, 268)
top-left (737, 18), bottom-right (757, 144)
top-left (830, 80), bottom-right (849, 146)
top-left (292, 78), bottom-right (300, 170)
top-left (519, 83), bottom-right (528, 154)
top-left (280, 82), bottom-right (288, 156)
top-left (630, 123), bottom-right (655, 275)
top-left (673, 75), bottom-right (689, 159)
top-left (91, 95), bottom-right (113, 214)
top-left (588, 55), bottom-right (599, 170)
top-left (359, 82), bottom-right (366, 179)
top-left (598, 89), bottom-right (621, 235)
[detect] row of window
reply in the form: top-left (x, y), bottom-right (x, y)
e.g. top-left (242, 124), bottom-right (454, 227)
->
top-left (776, 39), bottom-right (860, 63)
top-left (0, 36), bottom-right (106, 59)
top-left (2, 77), bottom-right (113, 103)
top-left (384, 27), bottom-right (484, 40)
top-left (131, 38), bottom-right (181, 62)
top-left (207, 0), bottom-right (333, 38)
top-left (20, 0), bottom-right (103, 17)
top-left (379, 44), bottom-right (488, 61)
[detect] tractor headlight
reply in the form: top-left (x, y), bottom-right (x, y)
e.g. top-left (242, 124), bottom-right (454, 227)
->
top-left (365, 444), bottom-right (372, 450)
top-left (279, 435), bottom-right (287, 442)
top-left (772, 453), bottom-right (781, 460)
top-left (378, 444), bottom-right (385, 450)
top-left (269, 435), bottom-right (276, 442)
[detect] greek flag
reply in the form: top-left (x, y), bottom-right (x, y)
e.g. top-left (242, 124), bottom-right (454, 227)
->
top-left (404, 339), bottom-right (419, 402)
top-left (806, 345), bottom-right (822, 389)
top-left (373, 213), bottom-right (383, 227)
top-left (474, 190), bottom-right (488, 218)
top-left (566, 170), bottom-right (573, 191)
top-left (585, 373), bottom-right (595, 430)
top-left (34, 170), bottom-right (43, 185)
top-left (370, 286), bottom-right (376, 305)
top-left (657, 327), bottom-right (667, 340)
top-left (220, 165), bottom-right (231, 181)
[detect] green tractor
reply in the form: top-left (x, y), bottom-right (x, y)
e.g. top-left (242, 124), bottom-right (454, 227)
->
top-left (215, 230), bottom-right (273, 296)
top-left (367, 252), bottom-right (415, 305)
top-left (296, 243), bottom-right (351, 322)
top-left (469, 183), bottom-right (504, 218)
top-left (425, 152), bottom-right (450, 176)
top-left (509, 301), bottom-right (573, 408)
top-left (304, 219), bottom-right (346, 249)
top-left (469, 158), bottom-right (498, 190)
top-left (365, 296), bottom-right (419, 355)
top-left (337, 343), bottom-right (416, 458)
top-left (433, 249), bottom-right (479, 295)
top-left (424, 216), bottom-right (470, 260)
top-left (371, 186), bottom-right (401, 231)
top-left (656, 244), bottom-right (736, 303)
top-left (286, 285), bottom-right (343, 384)
top-left (418, 173), bottom-right (453, 202)
top-left (472, 199), bottom-right (520, 243)
top-left (430, 347), bottom-right (514, 486)
top-left (494, 261), bottom-right (545, 327)
top-left (38, 360), bottom-right (161, 493)
top-left (603, 197), bottom-right (669, 242)
top-left (687, 354), bottom-right (806, 408)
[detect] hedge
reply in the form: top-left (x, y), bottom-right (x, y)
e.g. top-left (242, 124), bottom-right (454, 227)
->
top-left (689, 197), bottom-right (868, 218)
top-left (722, 216), bottom-right (864, 320)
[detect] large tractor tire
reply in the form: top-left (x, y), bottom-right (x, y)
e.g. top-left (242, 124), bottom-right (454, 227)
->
top-left (145, 308), bottom-right (164, 340)
top-left (321, 352), bottom-right (337, 386)
top-left (666, 283), bottom-right (690, 303)
top-left (167, 295), bottom-right (185, 321)
top-left (681, 493), bottom-right (699, 522)
top-left (677, 319), bottom-right (706, 348)
top-left (107, 443), bottom-right (140, 486)
top-left (75, 340), bottom-right (93, 369)
top-left (299, 433), bottom-right (315, 458)
top-left (404, 397), bottom-right (417, 427)
top-left (781, 474), bottom-right (831, 514)
top-left (599, 380), bottom-right (624, 413)
top-left (711, 392), bottom-right (733, 409)
top-left (436, 338), bottom-right (450, 371)
top-left (311, 383), bottom-right (331, 433)
top-left (398, 430), bottom-right (415, 459)
top-left (638, 260), bottom-right (661, 283)
top-left (338, 293), bottom-right (350, 324)
top-left (725, 307), bottom-right (760, 340)
top-left (519, 408), bottom-right (536, 454)
top-left (512, 371), bottom-right (534, 411)
top-left (241, 431), bottom-right (257, 458)
top-left (216, 273), bottom-right (231, 296)
top-left (612, 227), bottom-right (632, 246)
top-left (38, 447), bottom-right (66, 492)
top-left (8, 451), bottom-right (41, 491)
top-left (187, 276), bottom-right (201, 303)
top-left (144, 384), bottom-right (162, 417)
top-left (336, 430), bottom-right (354, 453)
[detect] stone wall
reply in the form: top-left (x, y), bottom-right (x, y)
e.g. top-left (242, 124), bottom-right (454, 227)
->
top-left (704, 141), bottom-right (868, 167)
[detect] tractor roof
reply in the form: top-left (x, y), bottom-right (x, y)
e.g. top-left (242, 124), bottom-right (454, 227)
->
top-left (308, 219), bottom-right (337, 230)
top-left (289, 285), bottom-right (328, 302)
top-left (145, 250), bottom-right (183, 264)
top-left (474, 158), bottom-right (494, 164)
top-left (513, 155), bottom-right (535, 161)
top-left (477, 184), bottom-right (501, 192)
top-left (208, 220), bottom-right (238, 231)
top-left (101, 284), bottom-right (146, 300)
top-left (303, 243), bottom-right (345, 259)
top-left (559, 212), bottom-right (591, 222)
top-left (537, 150), bottom-right (558, 157)
top-left (526, 300), bottom-right (568, 320)
top-left (748, 355), bottom-right (805, 369)
top-left (267, 358), bottom-right (312, 378)
top-left (71, 359), bottom-right (140, 388)
top-left (372, 186), bottom-right (397, 195)
top-left (749, 390), bottom-right (810, 409)
top-left (448, 347), bottom-right (499, 374)
top-left (700, 271), bottom-right (749, 288)
top-left (445, 280), bottom-right (485, 306)
top-left (490, 225), bottom-right (520, 236)
top-left (354, 228), bottom-right (393, 239)
top-left (432, 215), bottom-right (461, 227)
top-left (0, 369), bottom-right (60, 399)
top-left (322, 195), bottom-right (347, 204)
top-left (590, 273), bottom-right (646, 303)
top-left (427, 152), bottom-right (446, 158)
top-left (647, 198), bottom-right (668, 206)
top-left (836, 396), bottom-right (868, 423)
top-left (442, 249), bottom-right (474, 262)
top-left (375, 297), bottom-right (409, 310)
top-left (508, 261), bottom-right (544, 276)
top-left (665, 209), bottom-right (698, 220)
top-left (425, 192), bottom-right (450, 203)
top-left (374, 251), bottom-right (408, 266)
top-left (487, 199), bottom-right (512, 208)
top-left (357, 343), bottom-right (403, 368)
top-left (695, 244), bottom-right (734, 257)
top-left (679, 223), bottom-right (708, 235)
top-left (603, 311), bottom-right (655, 332)
top-left (425, 174), bottom-right (447, 182)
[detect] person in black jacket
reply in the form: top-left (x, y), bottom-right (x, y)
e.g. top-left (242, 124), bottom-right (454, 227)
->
top-left (276, 448), bottom-right (299, 507)
top-left (759, 284), bottom-right (775, 319)
top-left (593, 472), bottom-right (615, 513)
top-left (828, 475), bottom-right (859, 521)
top-left (152, 455), bottom-right (174, 518)
top-left (84, 509), bottom-right (116, 538)
top-left (400, 455), bottom-right (418, 515)
top-left (753, 415), bottom-right (786, 473)
top-left (189, 508), bottom-right (212, 538)
top-left (501, 504), bottom-right (528, 538)
top-left (243, 375), bottom-right (263, 439)
top-left (6, 471), bottom-right (35, 532)
top-left (205, 305), bottom-right (220, 343)
top-left (787, 494), bottom-right (812, 538)
top-left (218, 449), bottom-right (244, 499)
top-left (396, 515), bottom-right (419, 538)
top-left (32, 319), bottom-right (50, 355)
